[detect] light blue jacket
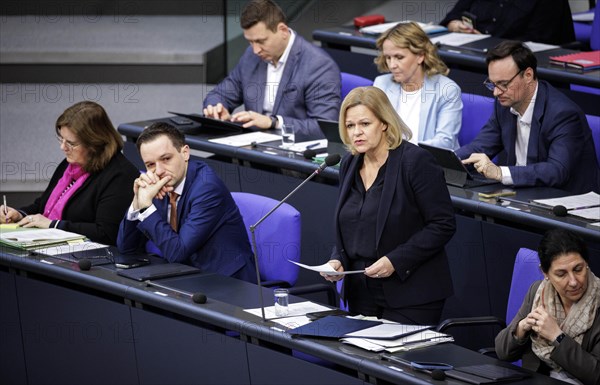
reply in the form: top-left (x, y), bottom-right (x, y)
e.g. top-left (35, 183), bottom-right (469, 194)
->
top-left (374, 73), bottom-right (462, 150)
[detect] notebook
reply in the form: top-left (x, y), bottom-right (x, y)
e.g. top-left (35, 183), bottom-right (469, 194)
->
top-left (418, 143), bottom-right (499, 188)
top-left (117, 262), bottom-right (201, 281)
top-left (549, 51), bottom-right (600, 71)
top-left (317, 119), bottom-right (347, 155)
top-left (167, 111), bottom-right (248, 135)
top-left (446, 364), bottom-right (529, 384)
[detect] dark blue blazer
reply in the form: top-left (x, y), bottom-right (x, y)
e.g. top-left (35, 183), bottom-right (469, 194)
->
top-left (331, 143), bottom-right (456, 308)
top-left (117, 160), bottom-right (255, 278)
top-left (456, 80), bottom-right (600, 194)
top-left (203, 33), bottom-right (341, 141)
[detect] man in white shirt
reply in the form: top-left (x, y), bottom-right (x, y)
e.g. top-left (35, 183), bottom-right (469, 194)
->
top-left (456, 41), bottom-right (599, 194)
top-left (203, 0), bottom-right (341, 141)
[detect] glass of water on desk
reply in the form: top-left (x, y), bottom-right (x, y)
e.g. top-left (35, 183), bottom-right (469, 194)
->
top-left (281, 123), bottom-right (295, 148)
top-left (274, 288), bottom-right (289, 316)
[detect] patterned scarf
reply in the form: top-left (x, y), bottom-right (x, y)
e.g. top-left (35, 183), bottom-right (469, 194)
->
top-left (531, 269), bottom-right (600, 373)
top-left (43, 163), bottom-right (90, 220)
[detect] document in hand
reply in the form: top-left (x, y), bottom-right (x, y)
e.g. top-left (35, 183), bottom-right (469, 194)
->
top-left (286, 315), bottom-right (382, 338)
top-left (0, 228), bottom-right (87, 250)
top-left (288, 260), bottom-right (365, 275)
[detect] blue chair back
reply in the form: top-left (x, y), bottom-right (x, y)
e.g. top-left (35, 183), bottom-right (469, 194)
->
top-left (506, 248), bottom-right (544, 324)
top-left (231, 192), bottom-right (301, 286)
top-left (460, 93), bottom-right (495, 146)
top-left (341, 72), bottom-right (373, 100)
top-left (591, 6), bottom-right (600, 50)
top-left (586, 114), bottom-right (600, 165)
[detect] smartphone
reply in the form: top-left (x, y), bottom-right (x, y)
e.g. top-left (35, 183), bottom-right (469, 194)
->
top-left (306, 309), bottom-right (348, 320)
top-left (461, 11), bottom-right (477, 30)
top-left (478, 189), bottom-right (516, 199)
top-left (411, 361), bottom-right (454, 371)
top-left (169, 116), bottom-right (193, 125)
top-left (115, 257), bottom-right (150, 269)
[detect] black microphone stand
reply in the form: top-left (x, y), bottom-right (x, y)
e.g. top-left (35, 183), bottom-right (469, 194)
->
top-left (250, 155), bottom-right (340, 322)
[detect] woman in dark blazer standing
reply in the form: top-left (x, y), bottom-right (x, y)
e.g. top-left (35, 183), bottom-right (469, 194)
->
top-left (322, 86), bottom-right (456, 324)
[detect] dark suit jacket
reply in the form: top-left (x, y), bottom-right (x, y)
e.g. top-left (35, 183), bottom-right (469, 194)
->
top-left (440, 0), bottom-right (575, 45)
top-left (117, 160), bottom-right (255, 279)
top-left (495, 281), bottom-right (600, 385)
top-left (19, 153), bottom-right (139, 245)
top-left (331, 142), bottom-right (456, 308)
top-left (456, 80), bottom-right (600, 194)
top-left (203, 33), bottom-right (341, 141)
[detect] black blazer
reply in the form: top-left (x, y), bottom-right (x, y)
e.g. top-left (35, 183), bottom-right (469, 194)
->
top-left (20, 153), bottom-right (139, 245)
top-left (332, 142), bottom-right (456, 308)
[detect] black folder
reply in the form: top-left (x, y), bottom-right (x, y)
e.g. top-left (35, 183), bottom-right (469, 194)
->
top-left (286, 315), bottom-right (382, 338)
top-left (117, 262), bottom-right (201, 281)
top-left (168, 111), bottom-right (246, 135)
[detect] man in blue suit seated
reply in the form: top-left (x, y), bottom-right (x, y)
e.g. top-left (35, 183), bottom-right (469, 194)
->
top-left (456, 41), bottom-right (600, 194)
top-left (203, 0), bottom-right (341, 141)
top-left (117, 122), bottom-right (256, 282)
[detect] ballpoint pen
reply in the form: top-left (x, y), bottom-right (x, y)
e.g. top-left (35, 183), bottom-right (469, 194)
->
top-left (306, 143), bottom-right (320, 149)
top-left (3, 195), bottom-right (7, 222)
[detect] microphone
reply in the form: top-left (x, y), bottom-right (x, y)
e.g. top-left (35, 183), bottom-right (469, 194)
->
top-left (78, 259), bottom-right (92, 271)
top-left (250, 153), bottom-right (341, 321)
top-left (431, 369), bottom-right (446, 381)
top-left (552, 205), bottom-right (568, 217)
top-left (146, 280), bottom-right (207, 304)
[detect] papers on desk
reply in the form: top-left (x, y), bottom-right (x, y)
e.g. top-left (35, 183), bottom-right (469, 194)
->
top-left (288, 260), bottom-right (365, 276)
top-left (0, 228), bottom-right (87, 250)
top-left (341, 324), bottom-right (453, 352)
top-left (430, 32), bottom-right (490, 47)
top-left (208, 132), bottom-right (281, 147)
top-left (35, 241), bottom-right (108, 256)
top-left (359, 21), bottom-right (447, 35)
top-left (533, 191), bottom-right (600, 221)
top-left (244, 301), bottom-right (330, 328)
top-left (280, 139), bottom-right (327, 152)
top-left (524, 41), bottom-right (559, 53)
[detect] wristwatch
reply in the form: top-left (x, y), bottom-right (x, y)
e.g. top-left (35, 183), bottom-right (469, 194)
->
top-left (552, 332), bottom-right (566, 347)
top-left (269, 115), bottom-right (278, 129)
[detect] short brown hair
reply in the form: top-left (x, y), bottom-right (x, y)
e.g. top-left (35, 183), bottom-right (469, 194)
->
top-left (55, 101), bottom-right (123, 173)
top-left (339, 86), bottom-right (411, 155)
top-left (374, 22), bottom-right (448, 77)
top-left (241, 0), bottom-right (286, 31)
top-left (136, 122), bottom-right (186, 152)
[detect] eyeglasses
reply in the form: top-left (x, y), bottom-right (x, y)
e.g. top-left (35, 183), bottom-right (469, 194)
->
top-left (483, 70), bottom-right (523, 92)
top-left (56, 135), bottom-right (81, 151)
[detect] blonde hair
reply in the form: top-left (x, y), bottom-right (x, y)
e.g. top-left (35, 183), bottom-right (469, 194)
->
top-left (55, 101), bottom-right (123, 173)
top-left (374, 22), bottom-right (449, 77)
top-left (339, 86), bottom-right (412, 155)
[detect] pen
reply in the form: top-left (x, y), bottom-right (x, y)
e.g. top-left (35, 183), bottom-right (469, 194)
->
top-left (3, 195), bottom-right (7, 222)
top-left (306, 143), bottom-right (320, 149)
top-left (455, 45), bottom-right (488, 54)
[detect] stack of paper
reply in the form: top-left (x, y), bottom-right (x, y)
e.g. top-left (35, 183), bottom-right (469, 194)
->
top-left (533, 191), bottom-right (600, 221)
top-left (0, 228), bottom-right (87, 250)
top-left (340, 323), bottom-right (453, 352)
top-left (208, 132), bottom-right (281, 147)
top-left (360, 21), bottom-right (447, 35)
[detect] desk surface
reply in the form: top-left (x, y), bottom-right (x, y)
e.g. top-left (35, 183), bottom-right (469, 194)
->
top-left (118, 118), bottom-right (600, 242)
top-left (0, 248), bottom-right (565, 385)
top-left (313, 26), bottom-right (600, 88)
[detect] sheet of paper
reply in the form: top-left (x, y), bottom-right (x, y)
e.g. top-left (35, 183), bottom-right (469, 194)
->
top-left (244, 301), bottom-right (330, 328)
top-left (569, 207), bottom-right (600, 221)
top-left (208, 132), bottom-right (281, 147)
top-left (343, 323), bottom-right (432, 339)
top-left (36, 242), bottom-right (109, 256)
top-left (360, 21), bottom-right (447, 35)
top-left (288, 260), bottom-right (365, 275)
top-left (532, 191), bottom-right (600, 210)
top-left (524, 41), bottom-right (559, 53)
top-left (430, 32), bottom-right (490, 47)
top-left (0, 228), bottom-right (86, 242)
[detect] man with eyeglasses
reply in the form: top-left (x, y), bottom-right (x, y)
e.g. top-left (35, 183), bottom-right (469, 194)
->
top-left (456, 41), bottom-right (600, 194)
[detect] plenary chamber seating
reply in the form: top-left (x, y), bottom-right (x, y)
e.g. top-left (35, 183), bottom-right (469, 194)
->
top-left (341, 72), bottom-right (373, 100)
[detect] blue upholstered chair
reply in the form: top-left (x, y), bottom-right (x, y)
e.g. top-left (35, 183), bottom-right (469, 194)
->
top-left (459, 93), bottom-right (495, 146)
top-left (587, 114), bottom-right (600, 165)
top-left (231, 192), bottom-right (338, 305)
top-left (231, 192), bottom-right (301, 288)
top-left (437, 248), bottom-right (543, 359)
top-left (341, 72), bottom-right (373, 100)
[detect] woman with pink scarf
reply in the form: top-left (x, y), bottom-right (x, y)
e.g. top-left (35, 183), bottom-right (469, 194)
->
top-left (0, 101), bottom-right (139, 245)
top-left (495, 229), bottom-right (600, 384)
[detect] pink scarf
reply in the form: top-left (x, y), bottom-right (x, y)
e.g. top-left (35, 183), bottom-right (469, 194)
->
top-left (43, 163), bottom-right (90, 220)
